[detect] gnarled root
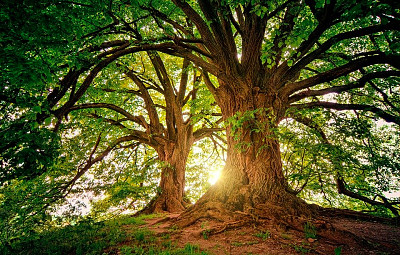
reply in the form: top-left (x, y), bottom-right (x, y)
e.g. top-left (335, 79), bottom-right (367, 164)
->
top-left (175, 189), bottom-right (320, 232)
top-left (137, 194), bottom-right (187, 215)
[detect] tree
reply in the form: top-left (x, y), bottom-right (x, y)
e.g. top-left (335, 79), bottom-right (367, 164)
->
top-left (1, 0), bottom-right (399, 228)
top-left (102, 0), bottom-right (399, 223)
top-left (1, 0), bottom-right (223, 215)
top-left (62, 52), bottom-right (222, 213)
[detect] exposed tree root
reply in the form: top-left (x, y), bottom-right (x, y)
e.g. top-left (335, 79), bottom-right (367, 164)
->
top-left (173, 195), bottom-right (399, 253)
top-left (209, 220), bottom-right (249, 234)
top-left (136, 194), bottom-right (188, 215)
top-left (175, 199), bottom-right (317, 233)
top-left (175, 201), bottom-right (239, 228)
top-left (170, 179), bottom-right (398, 253)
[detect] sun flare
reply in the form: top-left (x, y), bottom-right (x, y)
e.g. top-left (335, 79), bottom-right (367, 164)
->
top-left (208, 168), bottom-right (222, 185)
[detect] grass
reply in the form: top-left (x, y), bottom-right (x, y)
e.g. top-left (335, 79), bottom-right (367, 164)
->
top-left (0, 213), bottom-right (209, 255)
top-left (132, 228), bottom-right (155, 243)
top-left (200, 221), bottom-right (209, 229)
top-left (169, 224), bottom-right (180, 232)
top-left (290, 243), bottom-right (311, 254)
top-left (231, 241), bottom-right (244, 247)
top-left (334, 246), bottom-right (342, 255)
top-left (201, 229), bottom-right (211, 240)
top-left (119, 243), bottom-right (208, 255)
top-left (254, 230), bottom-right (271, 240)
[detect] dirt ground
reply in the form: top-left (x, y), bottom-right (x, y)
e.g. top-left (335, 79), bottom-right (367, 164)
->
top-left (133, 213), bottom-right (400, 255)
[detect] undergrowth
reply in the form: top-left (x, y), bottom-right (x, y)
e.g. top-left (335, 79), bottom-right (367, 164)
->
top-left (0, 213), bottom-right (208, 255)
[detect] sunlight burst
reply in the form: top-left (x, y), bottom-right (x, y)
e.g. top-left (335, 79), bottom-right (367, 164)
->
top-left (208, 168), bottom-right (221, 185)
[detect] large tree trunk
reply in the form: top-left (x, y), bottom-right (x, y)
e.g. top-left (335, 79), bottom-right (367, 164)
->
top-left (178, 80), bottom-right (315, 225)
top-left (141, 126), bottom-right (194, 214)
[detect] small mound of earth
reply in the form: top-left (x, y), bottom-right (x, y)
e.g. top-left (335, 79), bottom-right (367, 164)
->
top-left (136, 213), bottom-right (400, 254)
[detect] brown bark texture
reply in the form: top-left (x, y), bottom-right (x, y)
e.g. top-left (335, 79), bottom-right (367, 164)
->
top-left (142, 128), bottom-right (194, 213)
top-left (178, 77), bottom-right (314, 226)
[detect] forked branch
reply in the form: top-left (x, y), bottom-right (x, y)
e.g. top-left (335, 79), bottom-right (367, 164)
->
top-left (292, 101), bottom-right (400, 125)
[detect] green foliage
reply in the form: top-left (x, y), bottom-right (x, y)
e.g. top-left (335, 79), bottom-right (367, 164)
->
top-left (1, 215), bottom-right (210, 255)
top-left (201, 229), bottom-right (211, 240)
top-left (226, 108), bottom-right (277, 143)
top-left (0, 171), bottom-right (71, 249)
top-left (0, 217), bottom-right (122, 255)
top-left (0, 120), bottom-right (60, 182)
top-left (334, 246), bottom-right (342, 255)
top-left (254, 230), bottom-right (271, 240)
top-left (133, 228), bottom-right (155, 243)
top-left (231, 241), bottom-right (244, 246)
top-left (303, 222), bottom-right (317, 239)
top-left (0, 214), bottom-right (163, 255)
top-left (289, 243), bottom-right (311, 254)
top-left (280, 108), bottom-right (400, 217)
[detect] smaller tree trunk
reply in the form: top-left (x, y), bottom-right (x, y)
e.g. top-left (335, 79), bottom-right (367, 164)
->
top-left (141, 131), bottom-right (194, 213)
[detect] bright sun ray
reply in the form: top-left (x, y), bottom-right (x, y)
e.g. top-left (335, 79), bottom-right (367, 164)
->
top-left (208, 167), bottom-right (222, 185)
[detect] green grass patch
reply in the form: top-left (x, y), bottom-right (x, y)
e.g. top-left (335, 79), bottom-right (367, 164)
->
top-left (132, 228), bottom-right (155, 243)
top-left (120, 242), bottom-right (208, 255)
top-left (231, 241), bottom-right (244, 246)
top-left (201, 229), bottom-right (211, 240)
top-left (0, 214), bottom-right (162, 255)
top-left (254, 230), bottom-right (271, 240)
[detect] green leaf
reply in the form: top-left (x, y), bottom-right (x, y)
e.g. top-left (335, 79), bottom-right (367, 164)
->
top-left (33, 106), bottom-right (42, 114)
top-left (44, 117), bottom-right (52, 126)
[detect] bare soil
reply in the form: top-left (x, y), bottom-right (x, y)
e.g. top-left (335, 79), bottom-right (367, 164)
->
top-left (124, 212), bottom-right (400, 255)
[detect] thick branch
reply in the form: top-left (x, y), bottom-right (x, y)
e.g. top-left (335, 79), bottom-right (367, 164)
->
top-left (172, 0), bottom-right (217, 54)
top-left (46, 68), bottom-right (88, 109)
top-left (86, 113), bottom-right (129, 130)
top-left (202, 71), bottom-right (217, 99)
top-left (124, 68), bottom-right (162, 132)
top-left (289, 70), bottom-right (400, 103)
top-left (292, 101), bottom-right (400, 125)
top-left (142, 5), bottom-right (191, 37)
top-left (282, 54), bottom-right (400, 96)
top-left (177, 58), bottom-right (191, 103)
top-left (148, 51), bottom-right (179, 139)
top-left (193, 127), bottom-right (225, 142)
top-left (53, 42), bottom-right (181, 118)
top-left (337, 178), bottom-right (399, 216)
top-left (284, 22), bottom-right (399, 82)
top-left (68, 103), bottom-right (150, 128)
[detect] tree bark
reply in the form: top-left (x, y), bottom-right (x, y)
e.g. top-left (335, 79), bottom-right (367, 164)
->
top-left (141, 126), bottom-right (194, 214)
top-left (178, 79), bottom-right (314, 225)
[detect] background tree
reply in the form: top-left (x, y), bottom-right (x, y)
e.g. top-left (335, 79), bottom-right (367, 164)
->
top-left (1, 0), bottom-right (222, 215)
top-left (0, 0), bottom-right (225, 242)
top-left (62, 51), bottom-right (222, 213)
